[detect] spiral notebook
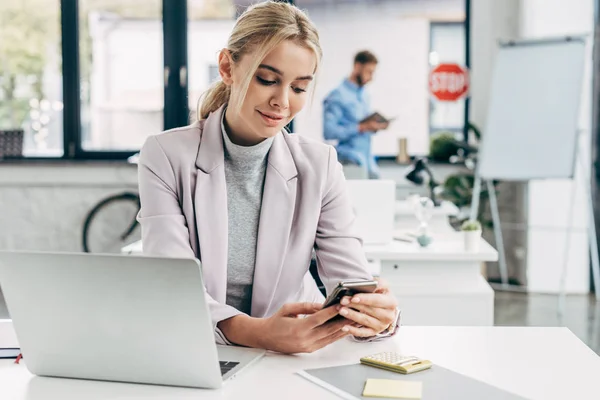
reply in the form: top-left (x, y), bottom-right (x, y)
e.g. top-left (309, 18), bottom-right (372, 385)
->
top-left (297, 363), bottom-right (527, 400)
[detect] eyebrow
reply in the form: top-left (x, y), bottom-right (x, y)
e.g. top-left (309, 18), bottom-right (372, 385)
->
top-left (258, 64), bottom-right (314, 81)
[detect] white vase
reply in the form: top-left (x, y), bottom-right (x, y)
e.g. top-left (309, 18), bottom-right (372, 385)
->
top-left (464, 230), bottom-right (481, 252)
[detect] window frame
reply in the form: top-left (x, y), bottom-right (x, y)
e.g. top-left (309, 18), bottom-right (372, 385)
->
top-left (11, 0), bottom-right (468, 161)
top-left (428, 20), bottom-right (469, 141)
top-left (9, 0), bottom-right (189, 162)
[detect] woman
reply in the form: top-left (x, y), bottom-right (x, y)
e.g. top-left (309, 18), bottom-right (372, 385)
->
top-left (137, 1), bottom-right (399, 354)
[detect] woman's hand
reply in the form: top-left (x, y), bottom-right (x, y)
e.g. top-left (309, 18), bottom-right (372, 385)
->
top-left (258, 302), bottom-right (352, 354)
top-left (218, 302), bottom-right (352, 354)
top-left (338, 279), bottom-right (398, 337)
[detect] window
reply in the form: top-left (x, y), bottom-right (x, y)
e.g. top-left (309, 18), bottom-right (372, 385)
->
top-left (292, 0), bottom-right (466, 157)
top-left (187, 1), bottom-right (235, 121)
top-left (0, 0), bottom-right (63, 157)
top-left (79, 0), bottom-right (163, 151)
top-left (0, 0), bottom-right (467, 161)
top-left (429, 22), bottom-right (467, 135)
top-left (0, 0), bottom-right (189, 160)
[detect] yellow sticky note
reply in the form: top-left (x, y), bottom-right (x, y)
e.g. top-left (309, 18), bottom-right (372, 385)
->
top-left (362, 379), bottom-right (422, 399)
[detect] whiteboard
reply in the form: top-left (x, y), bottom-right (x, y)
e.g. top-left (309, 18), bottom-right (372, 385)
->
top-left (477, 38), bottom-right (586, 180)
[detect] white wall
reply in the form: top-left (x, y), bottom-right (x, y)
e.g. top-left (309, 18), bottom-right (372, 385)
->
top-left (295, 0), bottom-right (465, 156)
top-left (469, 0), bottom-right (520, 133)
top-left (0, 166), bottom-right (138, 253)
top-left (521, 0), bottom-right (594, 293)
top-left (0, 161), bottom-right (464, 253)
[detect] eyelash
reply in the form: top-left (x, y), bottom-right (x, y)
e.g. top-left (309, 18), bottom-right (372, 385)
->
top-left (256, 76), bottom-right (307, 94)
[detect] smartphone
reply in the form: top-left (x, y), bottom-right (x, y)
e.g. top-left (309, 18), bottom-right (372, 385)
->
top-left (323, 279), bottom-right (378, 308)
top-left (0, 348), bottom-right (21, 359)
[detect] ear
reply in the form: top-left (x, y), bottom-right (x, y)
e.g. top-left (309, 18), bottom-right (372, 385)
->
top-left (218, 49), bottom-right (234, 85)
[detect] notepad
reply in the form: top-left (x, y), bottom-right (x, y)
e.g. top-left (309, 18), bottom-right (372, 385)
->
top-left (298, 363), bottom-right (527, 400)
top-left (363, 379), bottom-right (422, 399)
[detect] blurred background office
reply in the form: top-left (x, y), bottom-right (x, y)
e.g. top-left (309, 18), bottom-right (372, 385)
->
top-left (0, 0), bottom-right (468, 249)
top-left (1, 0), bottom-right (600, 355)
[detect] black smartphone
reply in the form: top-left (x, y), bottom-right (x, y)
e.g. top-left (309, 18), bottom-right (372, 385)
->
top-left (0, 348), bottom-right (21, 359)
top-left (323, 279), bottom-right (378, 308)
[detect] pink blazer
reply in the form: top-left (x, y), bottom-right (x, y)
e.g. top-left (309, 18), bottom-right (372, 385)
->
top-left (137, 105), bottom-right (372, 344)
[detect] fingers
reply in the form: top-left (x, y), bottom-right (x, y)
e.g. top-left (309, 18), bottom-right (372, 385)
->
top-left (311, 329), bottom-right (350, 351)
top-left (292, 319), bottom-right (351, 354)
top-left (342, 302), bottom-right (392, 322)
top-left (343, 292), bottom-right (397, 309)
top-left (280, 302), bottom-right (323, 317)
top-left (305, 304), bottom-right (343, 327)
top-left (338, 306), bottom-right (388, 333)
top-left (374, 278), bottom-right (390, 291)
top-left (342, 325), bottom-right (379, 338)
top-left (315, 315), bottom-right (353, 337)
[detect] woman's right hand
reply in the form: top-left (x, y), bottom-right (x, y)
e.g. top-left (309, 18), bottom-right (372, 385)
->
top-left (257, 302), bottom-right (351, 354)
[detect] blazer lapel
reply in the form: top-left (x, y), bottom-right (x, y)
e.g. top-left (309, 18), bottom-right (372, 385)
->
top-left (194, 106), bottom-right (228, 303)
top-left (251, 132), bottom-right (298, 316)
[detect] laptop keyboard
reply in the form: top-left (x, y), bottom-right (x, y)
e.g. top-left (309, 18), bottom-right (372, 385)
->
top-left (220, 361), bottom-right (240, 376)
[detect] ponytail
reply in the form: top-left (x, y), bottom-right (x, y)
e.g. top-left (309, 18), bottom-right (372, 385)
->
top-left (198, 80), bottom-right (230, 120)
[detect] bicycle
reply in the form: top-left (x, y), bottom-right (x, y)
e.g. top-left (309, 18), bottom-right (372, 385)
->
top-left (82, 191), bottom-right (141, 254)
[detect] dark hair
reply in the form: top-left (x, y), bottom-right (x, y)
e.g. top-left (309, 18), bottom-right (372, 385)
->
top-left (354, 50), bottom-right (378, 65)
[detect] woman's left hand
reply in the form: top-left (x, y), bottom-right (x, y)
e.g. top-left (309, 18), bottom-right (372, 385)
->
top-left (338, 279), bottom-right (398, 337)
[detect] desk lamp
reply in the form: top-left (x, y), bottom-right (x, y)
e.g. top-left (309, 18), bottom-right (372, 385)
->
top-left (405, 158), bottom-right (440, 206)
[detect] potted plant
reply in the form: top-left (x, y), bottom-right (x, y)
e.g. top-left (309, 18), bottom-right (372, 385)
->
top-left (429, 131), bottom-right (461, 163)
top-left (461, 220), bottom-right (482, 252)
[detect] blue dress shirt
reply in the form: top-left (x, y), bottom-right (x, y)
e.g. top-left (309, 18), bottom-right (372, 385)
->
top-left (323, 79), bottom-right (380, 179)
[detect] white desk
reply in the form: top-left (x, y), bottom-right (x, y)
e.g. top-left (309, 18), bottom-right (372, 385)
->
top-left (367, 233), bottom-right (497, 326)
top-left (395, 200), bottom-right (459, 233)
top-left (122, 235), bottom-right (498, 327)
top-left (122, 240), bottom-right (143, 254)
top-left (1, 321), bottom-right (598, 400)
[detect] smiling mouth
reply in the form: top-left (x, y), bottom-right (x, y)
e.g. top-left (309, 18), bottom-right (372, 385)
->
top-left (258, 111), bottom-right (285, 120)
top-left (257, 110), bottom-right (287, 127)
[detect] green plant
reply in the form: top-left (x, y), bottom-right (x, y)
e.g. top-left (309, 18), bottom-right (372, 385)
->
top-left (429, 132), bottom-right (460, 162)
top-left (439, 173), bottom-right (496, 229)
top-left (461, 220), bottom-right (482, 231)
top-left (436, 122), bottom-right (499, 230)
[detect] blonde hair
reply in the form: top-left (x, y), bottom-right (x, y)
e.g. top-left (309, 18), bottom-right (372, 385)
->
top-left (197, 1), bottom-right (322, 120)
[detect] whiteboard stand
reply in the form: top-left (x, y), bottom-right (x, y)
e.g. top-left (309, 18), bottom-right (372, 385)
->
top-left (470, 135), bottom-right (600, 303)
top-left (558, 137), bottom-right (600, 310)
top-left (469, 175), bottom-right (510, 288)
top-left (468, 36), bottom-right (600, 300)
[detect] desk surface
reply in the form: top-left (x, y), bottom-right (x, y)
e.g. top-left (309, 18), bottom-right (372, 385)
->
top-left (395, 200), bottom-right (459, 216)
top-left (123, 233), bottom-right (498, 262)
top-left (1, 321), bottom-right (597, 400)
top-left (364, 234), bottom-right (498, 262)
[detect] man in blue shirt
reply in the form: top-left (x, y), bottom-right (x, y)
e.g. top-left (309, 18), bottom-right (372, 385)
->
top-left (323, 50), bottom-right (388, 179)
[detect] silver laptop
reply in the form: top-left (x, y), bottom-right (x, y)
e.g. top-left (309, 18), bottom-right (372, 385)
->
top-left (346, 179), bottom-right (396, 244)
top-left (0, 251), bottom-right (265, 389)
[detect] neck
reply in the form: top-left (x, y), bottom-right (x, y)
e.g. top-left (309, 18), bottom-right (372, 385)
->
top-left (224, 108), bottom-right (265, 147)
top-left (349, 74), bottom-right (359, 85)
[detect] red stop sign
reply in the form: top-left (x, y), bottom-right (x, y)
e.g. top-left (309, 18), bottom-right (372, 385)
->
top-left (429, 63), bottom-right (470, 102)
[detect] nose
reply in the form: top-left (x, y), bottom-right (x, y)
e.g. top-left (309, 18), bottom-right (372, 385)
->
top-left (270, 86), bottom-right (290, 110)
